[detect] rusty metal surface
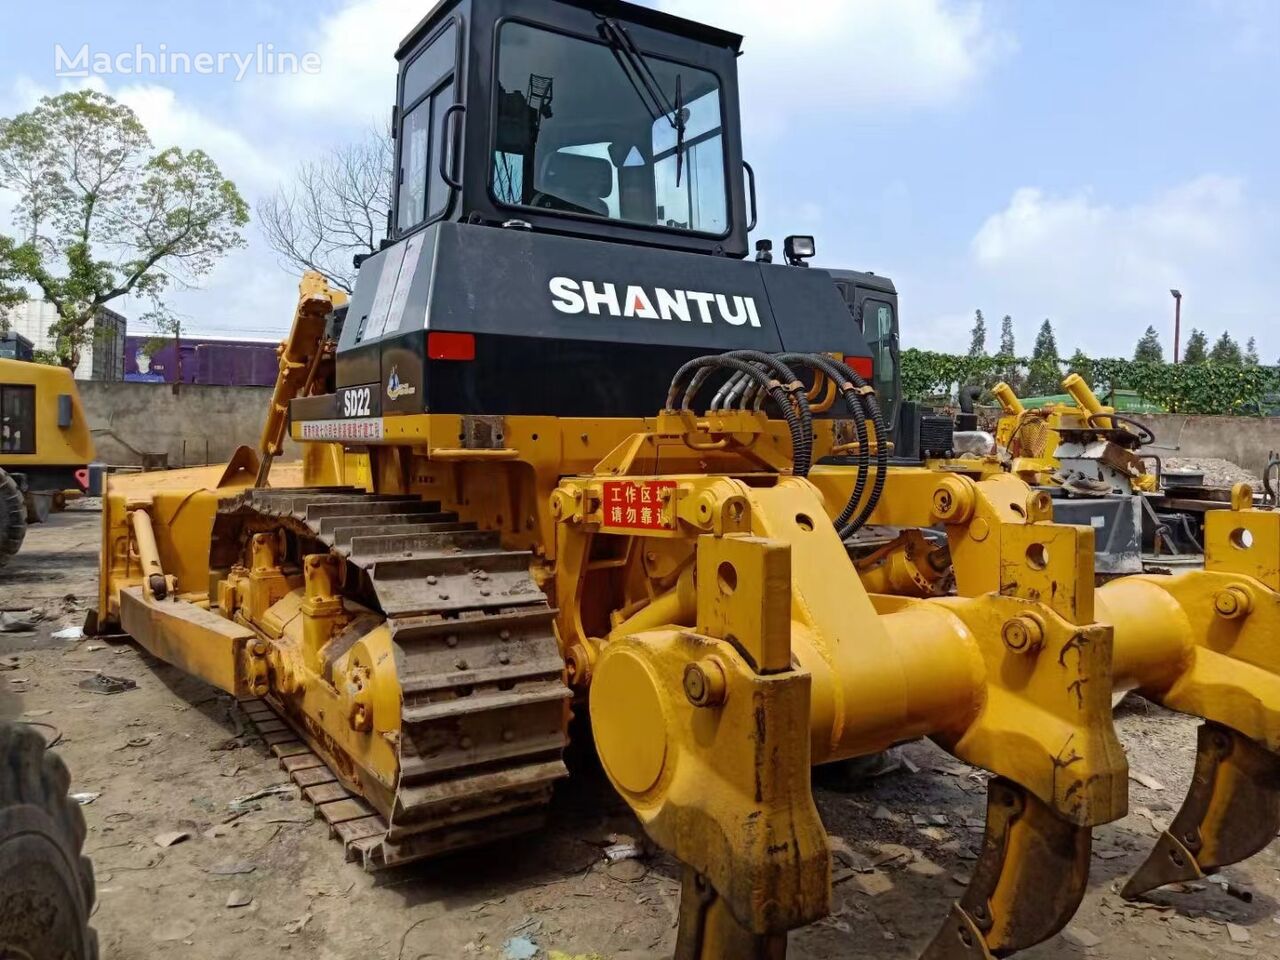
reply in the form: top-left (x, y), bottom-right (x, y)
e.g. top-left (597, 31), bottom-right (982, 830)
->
top-left (461, 415), bottom-right (507, 450)
top-left (1123, 722), bottom-right (1280, 899)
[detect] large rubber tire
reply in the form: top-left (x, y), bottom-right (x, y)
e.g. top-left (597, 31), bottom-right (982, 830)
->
top-left (0, 723), bottom-right (97, 960)
top-left (0, 469), bottom-right (26, 569)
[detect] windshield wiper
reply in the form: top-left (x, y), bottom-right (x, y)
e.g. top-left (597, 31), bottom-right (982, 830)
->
top-left (597, 17), bottom-right (687, 185)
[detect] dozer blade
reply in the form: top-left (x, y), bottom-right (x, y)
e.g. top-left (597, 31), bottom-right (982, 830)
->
top-left (921, 779), bottom-right (1091, 959)
top-left (1122, 721), bottom-right (1280, 900)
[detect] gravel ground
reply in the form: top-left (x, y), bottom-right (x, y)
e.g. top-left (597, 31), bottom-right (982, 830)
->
top-left (1161, 457), bottom-right (1258, 487)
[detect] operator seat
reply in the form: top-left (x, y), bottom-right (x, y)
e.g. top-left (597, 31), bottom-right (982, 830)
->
top-left (537, 151), bottom-right (612, 216)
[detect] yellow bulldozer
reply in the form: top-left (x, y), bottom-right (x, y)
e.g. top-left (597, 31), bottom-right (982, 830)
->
top-left (89, 2), bottom-right (1280, 957)
top-left (0, 357), bottom-right (95, 567)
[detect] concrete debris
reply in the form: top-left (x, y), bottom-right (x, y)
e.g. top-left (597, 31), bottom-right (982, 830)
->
top-left (154, 830), bottom-right (191, 847)
top-left (1062, 925), bottom-right (1102, 948)
top-left (1129, 770), bottom-right (1165, 791)
top-left (503, 936), bottom-right (539, 960)
top-left (1227, 923), bottom-right (1251, 944)
top-left (905, 855), bottom-right (946, 878)
top-left (151, 919), bottom-right (196, 942)
top-left (52, 626), bottom-right (83, 640)
top-left (827, 835), bottom-right (870, 870)
top-left (70, 792), bottom-right (100, 805)
top-left (0, 611), bottom-right (38, 633)
top-left (225, 889), bottom-right (253, 908)
top-left (283, 913), bottom-right (313, 935)
top-left (851, 870), bottom-right (894, 897)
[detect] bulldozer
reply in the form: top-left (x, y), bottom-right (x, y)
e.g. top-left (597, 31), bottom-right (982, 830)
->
top-left (0, 357), bottom-right (95, 567)
top-left (90, 1), bottom-right (1280, 956)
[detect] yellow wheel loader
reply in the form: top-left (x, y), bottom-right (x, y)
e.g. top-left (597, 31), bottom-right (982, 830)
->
top-left (90, 2), bottom-right (1280, 957)
top-left (0, 357), bottom-right (95, 567)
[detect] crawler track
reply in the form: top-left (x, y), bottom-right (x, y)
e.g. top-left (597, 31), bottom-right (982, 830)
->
top-left (216, 488), bottom-right (571, 870)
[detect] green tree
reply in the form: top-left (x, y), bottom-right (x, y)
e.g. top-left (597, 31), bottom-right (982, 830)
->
top-left (1209, 331), bottom-right (1243, 365)
top-left (1182, 328), bottom-right (1208, 364)
top-left (0, 236), bottom-right (25, 330)
top-left (998, 315), bottom-right (1015, 356)
top-left (996, 314), bottom-right (1020, 390)
top-left (1026, 319), bottom-right (1061, 394)
top-left (0, 90), bottom-right (249, 370)
top-left (1066, 348), bottom-right (1092, 380)
top-left (1133, 325), bottom-right (1163, 363)
top-left (967, 309), bottom-right (986, 358)
top-left (1245, 336), bottom-right (1260, 365)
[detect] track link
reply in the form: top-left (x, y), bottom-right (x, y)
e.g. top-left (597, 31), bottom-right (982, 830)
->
top-left (216, 487), bottom-right (571, 870)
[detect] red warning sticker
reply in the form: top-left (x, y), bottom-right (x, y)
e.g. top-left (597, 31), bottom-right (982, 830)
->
top-left (601, 480), bottom-right (677, 531)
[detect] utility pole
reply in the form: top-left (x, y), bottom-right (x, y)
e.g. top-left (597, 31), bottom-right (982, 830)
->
top-left (1170, 289), bottom-right (1182, 363)
top-left (174, 317), bottom-right (183, 384)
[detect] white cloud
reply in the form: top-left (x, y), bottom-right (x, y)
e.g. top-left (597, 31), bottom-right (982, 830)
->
top-left (111, 83), bottom-right (280, 193)
top-left (658, 0), bottom-right (1012, 138)
top-left (953, 175), bottom-right (1276, 356)
top-left (269, 0), bottom-right (424, 128)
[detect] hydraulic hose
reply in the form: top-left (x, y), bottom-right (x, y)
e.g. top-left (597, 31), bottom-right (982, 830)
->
top-left (771, 354), bottom-right (868, 531)
top-left (776, 353), bottom-right (888, 537)
top-left (667, 353), bottom-right (812, 476)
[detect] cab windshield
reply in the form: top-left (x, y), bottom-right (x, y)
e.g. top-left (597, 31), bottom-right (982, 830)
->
top-left (492, 21), bottom-right (728, 235)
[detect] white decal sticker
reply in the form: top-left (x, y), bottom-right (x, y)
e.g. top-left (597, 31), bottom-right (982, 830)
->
top-left (300, 418), bottom-right (384, 442)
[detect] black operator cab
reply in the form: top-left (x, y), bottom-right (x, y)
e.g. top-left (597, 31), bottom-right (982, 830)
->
top-left (308, 0), bottom-right (878, 429)
top-left (393, 0), bottom-right (750, 257)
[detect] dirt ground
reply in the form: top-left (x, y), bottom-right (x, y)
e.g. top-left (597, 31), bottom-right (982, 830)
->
top-left (3, 507), bottom-right (1280, 960)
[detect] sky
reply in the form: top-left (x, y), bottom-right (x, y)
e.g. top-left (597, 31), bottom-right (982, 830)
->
top-left (1, 0), bottom-right (1277, 360)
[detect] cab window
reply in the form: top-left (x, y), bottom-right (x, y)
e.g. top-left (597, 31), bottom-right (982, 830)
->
top-left (863, 299), bottom-right (898, 416)
top-left (397, 21), bottom-right (458, 232)
top-left (492, 21), bottom-right (729, 235)
top-left (0, 385), bottom-right (35, 454)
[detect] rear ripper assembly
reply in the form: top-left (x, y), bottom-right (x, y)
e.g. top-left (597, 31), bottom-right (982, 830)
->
top-left (90, 0), bottom-right (1280, 957)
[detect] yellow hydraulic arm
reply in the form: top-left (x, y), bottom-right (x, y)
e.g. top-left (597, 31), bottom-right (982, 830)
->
top-left (254, 271), bottom-right (347, 486)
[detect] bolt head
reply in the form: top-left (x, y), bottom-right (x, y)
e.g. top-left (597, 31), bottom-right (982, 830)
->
top-left (1214, 586), bottom-right (1252, 619)
top-left (1001, 614), bottom-right (1044, 653)
top-left (682, 658), bottom-right (727, 707)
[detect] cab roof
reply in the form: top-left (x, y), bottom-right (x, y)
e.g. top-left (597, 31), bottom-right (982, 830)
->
top-left (397, 0), bottom-right (743, 61)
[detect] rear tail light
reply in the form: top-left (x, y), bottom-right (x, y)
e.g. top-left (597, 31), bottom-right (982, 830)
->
top-left (427, 331), bottom-right (475, 361)
top-left (845, 355), bottom-right (874, 380)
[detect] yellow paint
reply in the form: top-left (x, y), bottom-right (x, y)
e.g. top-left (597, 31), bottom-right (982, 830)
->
top-left (0, 357), bottom-right (95, 467)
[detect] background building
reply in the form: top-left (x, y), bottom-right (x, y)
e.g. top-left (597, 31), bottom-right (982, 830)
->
top-left (0, 332), bottom-right (34, 361)
top-left (1, 301), bottom-right (126, 380)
